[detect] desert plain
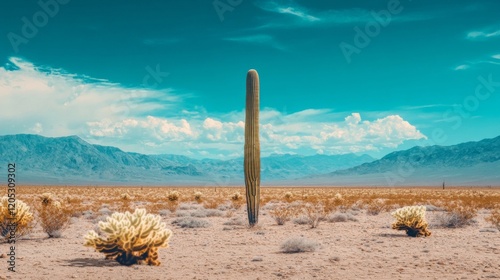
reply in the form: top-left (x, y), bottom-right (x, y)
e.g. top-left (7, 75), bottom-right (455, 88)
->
top-left (1, 186), bottom-right (499, 280)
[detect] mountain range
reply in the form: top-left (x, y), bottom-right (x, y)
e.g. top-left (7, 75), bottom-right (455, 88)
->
top-left (0, 134), bottom-right (373, 185)
top-left (300, 135), bottom-right (500, 186)
top-left (1, 134), bottom-right (499, 186)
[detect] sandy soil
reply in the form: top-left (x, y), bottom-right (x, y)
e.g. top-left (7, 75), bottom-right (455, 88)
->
top-left (1, 205), bottom-right (499, 280)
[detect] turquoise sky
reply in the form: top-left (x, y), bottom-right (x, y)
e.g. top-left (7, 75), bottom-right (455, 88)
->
top-left (1, 0), bottom-right (499, 159)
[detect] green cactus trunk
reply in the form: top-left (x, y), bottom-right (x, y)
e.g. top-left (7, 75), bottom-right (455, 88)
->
top-left (244, 69), bottom-right (261, 226)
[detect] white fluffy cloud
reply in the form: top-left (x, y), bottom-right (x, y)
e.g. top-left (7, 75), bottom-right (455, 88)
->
top-left (87, 117), bottom-right (195, 141)
top-left (0, 57), bottom-right (180, 136)
top-left (259, 112), bottom-right (426, 155)
top-left (202, 118), bottom-right (244, 142)
top-left (0, 57), bottom-right (426, 159)
top-left (466, 29), bottom-right (500, 40)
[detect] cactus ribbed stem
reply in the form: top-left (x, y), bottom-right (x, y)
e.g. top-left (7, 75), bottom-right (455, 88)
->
top-left (244, 69), bottom-right (261, 226)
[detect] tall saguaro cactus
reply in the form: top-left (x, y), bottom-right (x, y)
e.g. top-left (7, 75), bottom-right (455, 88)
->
top-left (244, 69), bottom-right (261, 226)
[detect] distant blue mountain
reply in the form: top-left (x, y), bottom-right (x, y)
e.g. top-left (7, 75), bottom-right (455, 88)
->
top-left (304, 136), bottom-right (500, 186)
top-left (0, 134), bottom-right (374, 185)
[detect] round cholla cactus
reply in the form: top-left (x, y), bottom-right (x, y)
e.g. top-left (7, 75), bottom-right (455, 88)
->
top-left (84, 208), bottom-right (173, 266)
top-left (0, 196), bottom-right (35, 238)
top-left (167, 191), bottom-right (180, 202)
top-left (52, 201), bottom-right (62, 209)
top-left (39, 192), bottom-right (55, 206)
top-left (231, 192), bottom-right (243, 201)
top-left (391, 205), bottom-right (431, 237)
top-left (333, 193), bottom-right (343, 202)
top-left (193, 191), bottom-right (203, 202)
top-left (230, 191), bottom-right (245, 209)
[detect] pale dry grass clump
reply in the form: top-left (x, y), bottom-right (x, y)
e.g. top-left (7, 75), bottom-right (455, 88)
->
top-left (171, 217), bottom-right (211, 228)
top-left (391, 205), bottom-right (431, 237)
top-left (327, 212), bottom-right (358, 223)
top-left (281, 237), bottom-right (319, 253)
top-left (223, 217), bottom-right (245, 226)
top-left (191, 208), bottom-right (224, 218)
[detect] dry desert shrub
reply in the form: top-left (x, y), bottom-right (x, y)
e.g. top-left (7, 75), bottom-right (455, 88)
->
top-left (117, 199), bottom-right (133, 213)
top-left (178, 203), bottom-right (194, 211)
top-left (117, 192), bottom-right (134, 211)
top-left (145, 203), bottom-right (165, 215)
top-left (337, 199), bottom-right (357, 213)
top-left (366, 199), bottom-right (389, 215)
top-left (203, 198), bottom-right (224, 209)
top-left (433, 201), bottom-right (478, 228)
top-left (485, 208), bottom-right (500, 230)
top-left (302, 203), bottom-right (327, 228)
top-left (34, 193), bottom-right (72, 238)
top-left (391, 205), bottom-right (431, 237)
top-left (0, 196), bottom-right (35, 239)
top-left (322, 193), bottom-right (345, 213)
top-left (63, 195), bottom-right (85, 217)
top-left (230, 192), bottom-right (245, 209)
top-left (269, 204), bottom-right (298, 225)
top-left (84, 208), bottom-right (172, 266)
top-left (165, 200), bottom-right (179, 213)
top-left (280, 237), bottom-right (319, 253)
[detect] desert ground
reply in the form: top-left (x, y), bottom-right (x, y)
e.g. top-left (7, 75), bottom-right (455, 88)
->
top-left (1, 186), bottom-right (499, 280)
